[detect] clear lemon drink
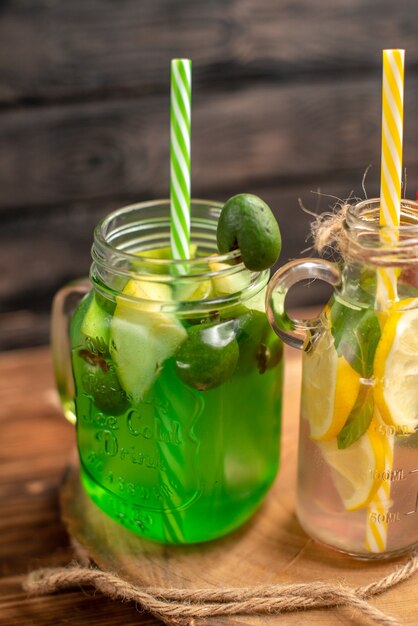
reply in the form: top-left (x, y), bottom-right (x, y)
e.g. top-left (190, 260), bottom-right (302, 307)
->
top-left (266, 200), bottom-right (418, 557)
top-left (295, 200), bottom-right (418, 558)
top-left (266, 47), bottom-right (418, 558)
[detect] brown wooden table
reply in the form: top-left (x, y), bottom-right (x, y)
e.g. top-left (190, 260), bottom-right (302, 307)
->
top-left (1, 345), bottom-right (416, 626)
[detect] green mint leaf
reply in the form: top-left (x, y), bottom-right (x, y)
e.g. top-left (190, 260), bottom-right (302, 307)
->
top-left (330, 298), bottom-right (380, 378)
top-left (359, 267), bottom-right (377, 299)
top-left (337, 385), bottom-right (373, 449)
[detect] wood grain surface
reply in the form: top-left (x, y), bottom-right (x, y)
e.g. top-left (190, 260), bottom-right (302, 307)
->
top-left (1, 78), bottom-right (418, 214)
top-left (2, 0), bottom-right (418, 348)
top-left (0, 180), bottom-right (335, 350)
top-left (0, 83), bottom-right (367, 213)
top-left (0, 0), bottom-right (417, 104)
top-left (1, 344), bottom-right (417, 625)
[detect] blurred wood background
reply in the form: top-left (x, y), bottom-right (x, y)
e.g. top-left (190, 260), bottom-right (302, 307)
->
top-left (1, 0), bottom-right (418, 350)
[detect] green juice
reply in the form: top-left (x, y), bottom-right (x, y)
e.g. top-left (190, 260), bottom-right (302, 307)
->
top-left (70, 271), bottom-right (282, 544)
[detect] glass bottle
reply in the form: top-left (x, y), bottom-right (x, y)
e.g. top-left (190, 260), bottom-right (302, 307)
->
top-left (266, 198), bottom-right (418, 559)
top-left (52, 199), bottom-right (283, 544)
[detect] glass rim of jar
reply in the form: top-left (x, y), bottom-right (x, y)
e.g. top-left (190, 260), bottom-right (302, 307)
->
top-left (343, 197), bottom-right (418, 265)
top-left (90, 199), bottom-right (269, 310)
top-left (345, 197), bottom-right (418, 237)
top-left (94, 199), bottom-right (242, 268)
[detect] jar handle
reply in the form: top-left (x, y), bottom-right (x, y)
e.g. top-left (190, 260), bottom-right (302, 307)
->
top-left (265, 259), bottom-right (341, 350)
top-left (51, 279), bottom-right (91, 424)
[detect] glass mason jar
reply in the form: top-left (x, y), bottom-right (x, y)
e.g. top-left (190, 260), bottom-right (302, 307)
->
top-left (266, 198), bottom-right (418, 559)
top-left (52, 200), bottom-right (283, 544)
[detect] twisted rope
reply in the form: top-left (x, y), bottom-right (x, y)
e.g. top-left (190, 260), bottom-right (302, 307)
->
top-left (24, 552), bottom-right (418, 626)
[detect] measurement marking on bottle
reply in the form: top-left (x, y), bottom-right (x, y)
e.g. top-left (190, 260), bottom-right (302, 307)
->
top-left (404, 491), bottom-right (418, 516)
top-left (373, 423), bottom-right (414, 436)
top-left (370, 468), bottom-right (406, 481)
top-left (369, 511), bottom-right (401, 524)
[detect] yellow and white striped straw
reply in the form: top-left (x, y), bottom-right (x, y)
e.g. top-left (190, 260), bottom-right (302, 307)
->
top-left (366, 49), bottom-right (405, 554)
top-left (376, 48), bottom-right (404, 307)
top-left (365, 412), bottom-right (395, 553)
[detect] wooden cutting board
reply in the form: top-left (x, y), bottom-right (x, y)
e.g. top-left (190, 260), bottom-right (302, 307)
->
top-left (60, 349), bottom-right (417, 626)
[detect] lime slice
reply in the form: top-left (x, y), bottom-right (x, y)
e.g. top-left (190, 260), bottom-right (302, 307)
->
top-left (209, 260), bottom-right (251, 296)
top-left (110, 279), bottom-right (187, 404)
top-left (134, 243), bottom-right (197, 259)
top-left (174, 278), bottom-right (213, 302)
top-left (175, 321), bottom-right (239, 390)
top-left (319, 423), bottom-right (385, 511)
top-left (132, 244), bottom-right (199, 276)
top-left (374, 298), bottom-right (418, 431)
top-left (244, 286), bottom-right (266, 313)
top-left (81, 292), bottom-right (113, 347)
top-left (73, 292), bottom-right (127, 415)
top-left (302, 327), bottom-right (361, 440)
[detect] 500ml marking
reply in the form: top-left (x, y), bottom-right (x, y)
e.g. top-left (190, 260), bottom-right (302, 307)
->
top-left (369, 511), bottom-right (401, 524)
top-left (369, 497), bottom-right (418, 524)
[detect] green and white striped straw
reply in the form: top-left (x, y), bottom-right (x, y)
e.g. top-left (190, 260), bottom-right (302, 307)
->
top-left (170, 58), bottom-right (192, 261)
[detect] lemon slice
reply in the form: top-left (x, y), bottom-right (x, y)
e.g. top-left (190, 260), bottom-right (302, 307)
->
top-left (319, 423), bottom-right (385, 511)
top-left (374, 298), bottom-right (418, 431)
top-left (209, 261), bottom-right (251, 296)
top-left (301, 328), bottom-right (361, 440)
top-left (134, 243), bottom-right (197, 259)
top-left (174, 278), bottom-right (213, 302)
top-left (110, 280), bottom-right (186, 404)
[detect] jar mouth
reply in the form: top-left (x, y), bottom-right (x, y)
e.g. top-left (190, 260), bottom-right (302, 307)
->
top-left (91, 199), bottom-right (269, 311)
top-left (343, 198), bottom-right (418, 265)
top-left (94, 199), bottom-right (242, 271)
top-left (346, 197), bottom-right (418, 237)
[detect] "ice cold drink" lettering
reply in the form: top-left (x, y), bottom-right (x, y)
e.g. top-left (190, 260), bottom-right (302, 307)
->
top-left (127, 409), bottom-right (182, 445)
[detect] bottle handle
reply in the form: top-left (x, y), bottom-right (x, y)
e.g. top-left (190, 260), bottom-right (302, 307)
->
top-left (51, 279), bottom-right (91, 424)
top-left (265, 259), bottom-right (341, 350)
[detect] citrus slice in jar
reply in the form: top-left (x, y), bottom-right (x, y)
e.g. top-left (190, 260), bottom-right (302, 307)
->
top-left (110, 279), bottom-right (187, 404)
top-left (319, 423), bottom-right (385, 511)
top-left (301, 327), bottom-right (361, 440)
top-left (209, 260), bottom-right (251, 297)
top-left (374, 297), bottom-right (418, 431)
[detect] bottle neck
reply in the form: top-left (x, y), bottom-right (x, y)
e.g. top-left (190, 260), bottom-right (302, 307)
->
top-left (343, 198), bottom-right (418, 268)
top-left (333, 198), bottom-right (418, 309)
